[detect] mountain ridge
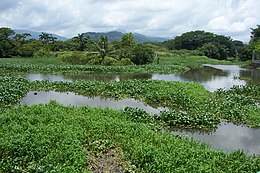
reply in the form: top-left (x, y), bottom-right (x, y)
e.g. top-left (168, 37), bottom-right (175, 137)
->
top-left (83, 31), bottom-right (168, 43)
top-left (14, 29), bottom-right (68, 41)
top-left (14, 29), bottom-right (168, 43)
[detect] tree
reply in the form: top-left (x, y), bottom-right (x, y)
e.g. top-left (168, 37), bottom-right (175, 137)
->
top-left (0, 27), bottom-right (15, 57)
top-left (131, 44), bottom-right (155, 65)
top-left (250, 25), bottom-right (260, 43)
top-left (39, 32), bottom-right (57, 52)
top-left (200, 43), bottom-right (220, 59)
top-left (75, 33), bottom-right (90, 51)
top-left (13, 33), bottom-right (31, 43)
top-left (90, 36), bottom-right (117, 61)
top-left (0, 27), bottom-right (15, 38)
top-left (166, 30), bottom-right (236, 59)
top-left (118, 33), bottom-right (137, 60)
top-left (240, 45), bottom-right (254, 61)
top-left (120, 33), bottom-right (136, 48)
top-left (239, 25), bottom-right (260, 61)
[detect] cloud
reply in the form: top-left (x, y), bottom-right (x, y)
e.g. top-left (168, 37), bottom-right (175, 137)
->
top-left (0, 0), bottom-right (259, 42)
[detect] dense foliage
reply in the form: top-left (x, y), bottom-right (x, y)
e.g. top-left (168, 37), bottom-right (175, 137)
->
top-left (0, 28), bottom-right (155, 65)
top-left (0, 76), bottom-right (29, 107)
top-left (0, 56), bottom-right (189, 74)
top-left (240, 25), bottom-right (260, 61)
top-left (1, 102), bottom-right (259, 172)
top-left (164, 30), bottom-right (236, 60)
top-left (2, 25), bottom-right (260, 65)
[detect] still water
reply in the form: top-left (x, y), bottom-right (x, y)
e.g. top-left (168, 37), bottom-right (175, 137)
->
top-left (20, 91), bottom-right (260, 155)
top-left (172, 122), bottom-right (260, 155)
top-left (20, 91), bottom-right (166, 115)
top-left (25, 65), bottom-right (260, 92)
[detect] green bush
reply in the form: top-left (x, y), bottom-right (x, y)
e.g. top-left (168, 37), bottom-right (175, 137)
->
top-left (58, 51), bottom-right (95, 65)
top-left (34, 48), bottom-right (51, 57)
top-left (101, 56), bottom-right (118, 66)
top-left (116, 58), bottom-right (134, 65)
top-left (16, 45), bottom-right (35, 57)
top-left (131, 44), bottom-right (155, 65)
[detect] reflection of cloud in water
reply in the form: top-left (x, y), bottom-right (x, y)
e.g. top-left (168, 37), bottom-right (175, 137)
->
top-left (201, 75), bottom-right (246, 91)
top-left (173, 122), bottom-right (260, 155)
top-left (20, 91), bottom-right (167, 115)
top-left (26, 74), bottom-right (73, 82)
top-left (203, 64), bottom-right (247, 71)
top-left (152, 74), bottom-right (186, 82)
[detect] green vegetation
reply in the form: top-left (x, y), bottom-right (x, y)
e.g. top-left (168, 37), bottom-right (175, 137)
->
top-left (0, 57), bottom-right (188, 74)
top-left (1, 75), bottom-right (258, 128)
top-left (1, 102), bottom-right (260, 172)
top-left (28, 79), bottom-right (259, 128)
top-left (164, 30), bottom-right (236, 60)
top-left (0, 55), bottom-right (240, 76)
top-left (0, 25), bottom-right (259, 172)
top-left (0, 76), bottom-right (29, 107)
top-left (1, 25), bottom-right (260, 66)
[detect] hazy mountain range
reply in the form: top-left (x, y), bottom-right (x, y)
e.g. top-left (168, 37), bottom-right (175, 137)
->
top-left (83, 31), bottom-right (168, 43)
top-left (14, 30), bottom-right (168, 43)
top-left (14, 29), bottom-right (68, 41)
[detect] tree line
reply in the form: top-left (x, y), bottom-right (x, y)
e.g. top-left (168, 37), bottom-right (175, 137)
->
top-left (1, 25), bottom-right (260, 64)
top-left (0, 27), bottom-right (155, 65)
top-left (163, 25), bottom-right (260, 61)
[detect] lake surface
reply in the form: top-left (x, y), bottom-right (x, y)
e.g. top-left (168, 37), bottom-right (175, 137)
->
top-left (20, 91), bottom-right (167, 115)
top-left (25, 64), bottom-right (260, 92)
top-left (172, 122), bottom-right (260, 155)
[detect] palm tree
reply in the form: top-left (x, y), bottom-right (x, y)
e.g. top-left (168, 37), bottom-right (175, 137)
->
top-left (76, 33), bottom-right (90, 51)
top-left (90, 36), bottom-right (117, 61)
top-left (39, 32), bottom-right (57, 51)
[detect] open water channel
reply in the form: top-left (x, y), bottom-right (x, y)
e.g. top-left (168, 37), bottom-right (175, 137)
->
top-left (20, 64), bottom-right (260, 155)
top-left (25, 64), bottom-right (260, 92)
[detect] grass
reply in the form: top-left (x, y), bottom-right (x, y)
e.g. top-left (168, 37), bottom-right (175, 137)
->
top-left (0, 102), bottom-right (259, 172)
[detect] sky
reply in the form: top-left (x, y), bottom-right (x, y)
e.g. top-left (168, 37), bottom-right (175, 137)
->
top-left (0, 0), bottom-right (259, 42)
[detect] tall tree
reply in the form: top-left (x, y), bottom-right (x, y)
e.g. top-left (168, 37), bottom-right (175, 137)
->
top-left (0, 27), bottom-right (15, 57)
top-left (13, 33), bottom-right (31, 43)
top-left (39, 32), bottom-right (57, 51)
top-left (166, 30), bottom-right (236, 59)
top-left (250, 25), bottom-right (260, 43)
top-left (0, 27), bottom-right (15, 38)
top-left (76, 33), bottom-right (90, 51)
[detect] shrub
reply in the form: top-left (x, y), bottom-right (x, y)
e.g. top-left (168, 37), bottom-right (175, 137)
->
top-left (101, 56), bottom-right (118, 66)
top-left (131, 44), bottom-right (155, 65)
top-left (117, 58), bottom-right (134, 65)
top-left (16, 45), bottom-right (35, 57)
top-left (34, 48), bottom-right (51, 57)
top-left (58, 51), bottom-right (94, 65)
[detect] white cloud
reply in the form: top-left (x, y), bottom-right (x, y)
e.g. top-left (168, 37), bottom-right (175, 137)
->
top-left (0, 0), bottom-right (259, 42)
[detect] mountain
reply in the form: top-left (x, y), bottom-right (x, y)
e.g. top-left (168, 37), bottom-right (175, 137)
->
top-left (83, 31), bottom-right (168, 43)
top-left (14, 29), bottom-right (68, 41)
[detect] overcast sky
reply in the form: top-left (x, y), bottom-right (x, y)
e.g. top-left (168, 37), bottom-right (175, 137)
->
top-left (0, 0), bottom-right (259, 42)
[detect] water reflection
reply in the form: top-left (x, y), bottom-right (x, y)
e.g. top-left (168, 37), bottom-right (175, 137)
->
top-left (172, 122), bottom-right (260, 155)
top-left (19, 91), bottom-right (260, 155)
top-left (20, 91), bottom-right (166, 115)
top-left (25, 65), bottom-right (260, 92)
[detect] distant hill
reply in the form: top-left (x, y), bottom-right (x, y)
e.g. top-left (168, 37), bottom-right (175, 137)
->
top-left (14, 29), bottom-right (68, 41)
top-left (83, 31), bottom-right (168, 43)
